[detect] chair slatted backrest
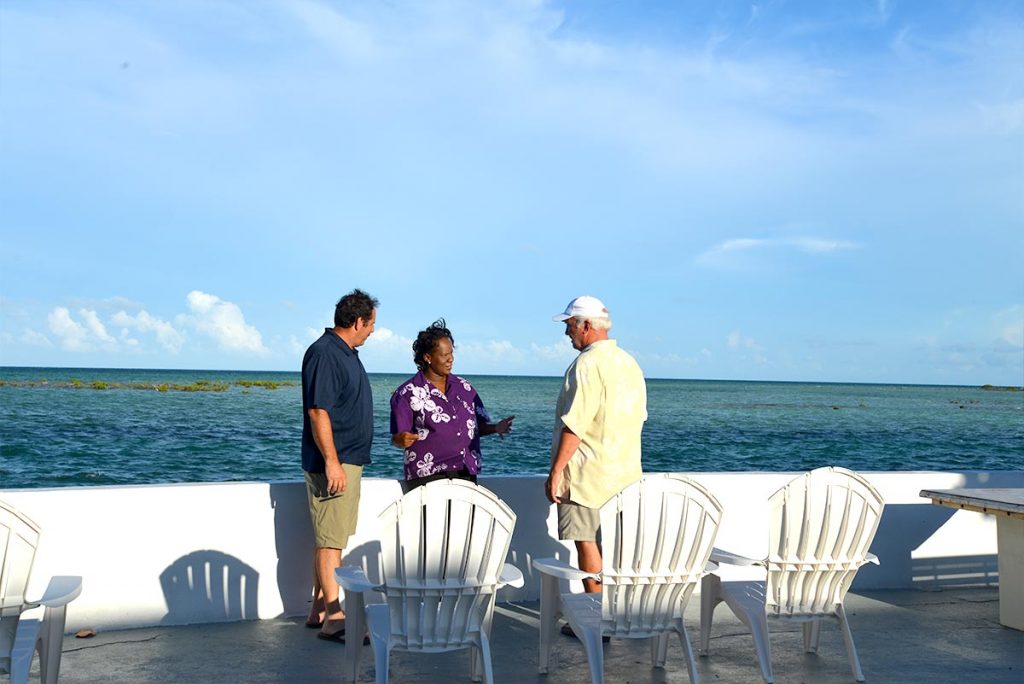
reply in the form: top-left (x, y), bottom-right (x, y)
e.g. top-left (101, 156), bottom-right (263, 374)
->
top-left (1, 500), bottom-right (42, 664)
top-left (599, 474), bottom-right (723, 636)
top-left (765, 467), bottom-right (884, 617)
top-left (379, 480), bottom-right (516, 651)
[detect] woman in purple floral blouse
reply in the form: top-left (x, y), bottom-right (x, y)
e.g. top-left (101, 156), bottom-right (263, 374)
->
top-left (389, 319), bottom-right (514, 491)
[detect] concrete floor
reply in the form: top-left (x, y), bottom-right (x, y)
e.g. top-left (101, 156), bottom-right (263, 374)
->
top-left (41, 587), bottom-right (1023, 684)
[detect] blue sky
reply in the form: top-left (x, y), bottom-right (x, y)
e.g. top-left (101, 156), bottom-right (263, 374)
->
top-left (1, 0), bottom-right (1021, 385)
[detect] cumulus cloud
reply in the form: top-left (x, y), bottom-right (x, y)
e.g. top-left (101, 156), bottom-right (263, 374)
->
top-left (47, 307), bottom-right (116, 352)
top-left (288, 335), bottom-right (309, 356)
top-left (20, 329), bottom-right (52, 347)
top-left (364, 326), bottom-right (414, 352)
top-left (112, 309), bottom-right (185, 353)
top-left (79, 309), bottom-right (116, 344)
top-left (184, 290), bottom-right (268, 355)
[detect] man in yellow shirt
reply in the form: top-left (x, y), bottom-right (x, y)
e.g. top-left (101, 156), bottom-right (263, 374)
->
top-left (546, 295), bottom-right (647, 599)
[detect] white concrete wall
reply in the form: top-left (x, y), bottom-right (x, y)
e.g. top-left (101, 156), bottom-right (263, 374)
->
top-left (2, 470), bottom-right (1020, 632)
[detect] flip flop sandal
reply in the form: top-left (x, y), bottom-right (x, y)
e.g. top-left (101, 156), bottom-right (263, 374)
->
top-left (317, 629), bottom-right (372, 645)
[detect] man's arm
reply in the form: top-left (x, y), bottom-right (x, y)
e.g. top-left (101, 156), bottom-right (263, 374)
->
top-left (308, 408), bottom-right (347, 494)
top-left (545, 426), bottom-right (581, 504)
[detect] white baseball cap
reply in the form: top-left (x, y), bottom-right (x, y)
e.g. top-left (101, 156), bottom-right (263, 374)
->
top-left (553, 295), bottom-right (609, 322)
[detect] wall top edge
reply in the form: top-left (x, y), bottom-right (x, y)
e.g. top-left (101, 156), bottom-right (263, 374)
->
top-left (2, 470), bottom-right (1021, 495)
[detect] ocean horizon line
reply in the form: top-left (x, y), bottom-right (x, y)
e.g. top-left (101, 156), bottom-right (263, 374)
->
top-left (2, 364), bottom-right (1020, 391)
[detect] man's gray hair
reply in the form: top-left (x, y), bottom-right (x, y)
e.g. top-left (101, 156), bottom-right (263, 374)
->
top-left (575, 315), bottom-right (612, 331)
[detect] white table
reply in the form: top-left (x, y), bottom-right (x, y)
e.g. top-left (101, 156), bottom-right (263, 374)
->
top-left (919, 488), bottom-right (1024, 630)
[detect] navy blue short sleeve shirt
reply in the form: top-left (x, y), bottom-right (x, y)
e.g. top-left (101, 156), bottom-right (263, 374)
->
top-left (301, 329), bottom-right (374, 472)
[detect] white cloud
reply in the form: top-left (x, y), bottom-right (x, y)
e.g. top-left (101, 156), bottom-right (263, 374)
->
top-left (184, 291), bottom-right (268, 355)
top-left (529, 338), bottom-right (576, 362)
top-left (20, 329), bottom-right (52, 347)
top-left (78, 309), bottom-right (116, 344)
top-left (47, 307), bottom-right (116, 352)
top-left (362, 327), bottom-right (415, 366)
top-left (459, 339), bottom-right (528, 364)
top-left (994, 305), bottom-right (1024, 348)
top-left (47, 308), bottom-right (85, 350)
top-left (698, 235), bottom-right (860, 265)
top-left (112, 309), bottom-right (185, 353)
top-left (976, 98), bottom-right (1024, 134)
top-left (364, 326), bottom-right (413, 350)
top-left (288, 335), bottom-right (308, 356)
top-left (286, 0), bottom-right (378, 62)
top-left (790, 238), bottom-right (860, 253)
top-left (727, 330), bottom-right (762, 352)
top-left (119, 328), bottom-right (140, 348)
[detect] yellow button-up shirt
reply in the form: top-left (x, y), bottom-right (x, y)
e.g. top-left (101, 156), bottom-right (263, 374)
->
top-left (551, 339), bottom-right (647, 508)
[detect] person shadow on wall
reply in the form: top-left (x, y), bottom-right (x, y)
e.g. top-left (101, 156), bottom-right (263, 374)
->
top-left (269, 481), bottom-right (317, 619)
top-left (160, 550), bottom-right (259, 625)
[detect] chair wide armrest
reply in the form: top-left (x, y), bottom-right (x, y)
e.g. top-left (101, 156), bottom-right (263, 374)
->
top-left (36, 576), bottom-right (83, 607)
top-left (498, 563), bottom-right (525, 589)
top-left (865, 552), bottom-right (880, 565)
top-left (709, 548), bottom-right (762, 567)
top-left (335, 566), bottom-right (377, 593)
top-left (533, 557), bottom-right (600, 582)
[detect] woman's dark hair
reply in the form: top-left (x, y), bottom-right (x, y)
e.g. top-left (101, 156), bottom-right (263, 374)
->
top-left (334, 289), bottom-right (379, 328)
top-left (413, 319), bottom-right (454, 371)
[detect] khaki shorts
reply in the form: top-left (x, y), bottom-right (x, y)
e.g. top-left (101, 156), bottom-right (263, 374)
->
top-left (557, 500), bottom-right (601, 542)
top-left (305, 465), bottom-right (362, 549)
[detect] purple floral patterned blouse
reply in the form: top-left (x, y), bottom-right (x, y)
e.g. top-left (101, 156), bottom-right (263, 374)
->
top-left (389, 371), bottom-right (492, 480)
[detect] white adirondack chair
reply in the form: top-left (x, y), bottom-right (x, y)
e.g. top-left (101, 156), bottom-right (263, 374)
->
top-left (699, 467), bottom-right (884, 683)
top-left (1, 500), bottom-right (82, 684)
top-left (533, 474), bottom-right (723, 684)
top-left (336, 480), bottom-right (524, 684)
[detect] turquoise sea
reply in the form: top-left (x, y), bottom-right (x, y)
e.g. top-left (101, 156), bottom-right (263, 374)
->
top-left (1, 367), bottom-right (1021, 489)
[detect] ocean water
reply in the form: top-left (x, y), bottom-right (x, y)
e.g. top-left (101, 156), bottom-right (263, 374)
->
top-left (1, 367), bottom-right (1020, 489)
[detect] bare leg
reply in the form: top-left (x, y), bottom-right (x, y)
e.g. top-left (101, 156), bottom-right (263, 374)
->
top-left (315, 547), bottom-right (346, 635)
top-left (306, 553), bottom-right (326, 626)
top-left (575, 540), bottom-right (602, 594)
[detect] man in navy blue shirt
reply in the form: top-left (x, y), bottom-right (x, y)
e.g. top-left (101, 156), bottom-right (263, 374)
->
top-left (301, 288), bottom-right (378, 642)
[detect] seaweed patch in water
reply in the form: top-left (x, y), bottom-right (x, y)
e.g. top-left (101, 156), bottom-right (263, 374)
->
top-left (0, 379), bottom-right (297, 392)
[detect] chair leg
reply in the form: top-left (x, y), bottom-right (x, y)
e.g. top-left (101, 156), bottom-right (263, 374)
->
top-left (835, 605), bottom-right (865, 682)
top-left (803, 620), bottom-right (821, 653)
top-left (372, 639), bottom-right (391, 684)
top-left (650, 633), bottom-right (669, 668)
top-left (575, 622), bottom-right (605, 684)
top-left (538, 573), bottom-right (562, 674)
top-left (471, 643), bottom-right (482, 683)
top-left (677, 623), bottom-right (701, 684)
top-left (476, 631), bottom-right (495, 684)
top-left (699, 574), bottom-right (720, 656)
top-left (748, 612), bottom-right (775, 684)
top-left (342, 591), bottom-right (367, 683)
top-left (474, 598), bottom-right (497, 682)
top-left (9, 617), bottom-right (41, 684)
top-left (40, 605), bottom-right (68, 684)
